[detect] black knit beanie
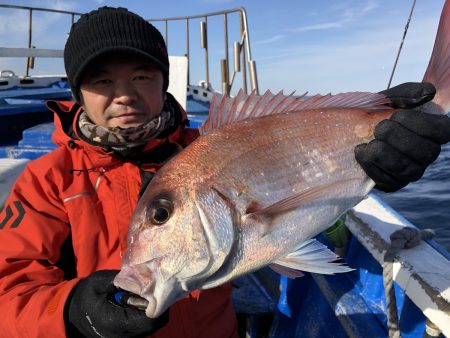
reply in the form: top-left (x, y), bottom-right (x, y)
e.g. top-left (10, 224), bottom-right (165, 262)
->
top-left (64, 7), bottom-right (169, 103)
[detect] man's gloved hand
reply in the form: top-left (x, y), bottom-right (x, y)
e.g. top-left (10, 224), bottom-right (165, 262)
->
top-left (355, 82), bottom-right (450, 192)
top-left (66, 270), bottom-right (169, 338)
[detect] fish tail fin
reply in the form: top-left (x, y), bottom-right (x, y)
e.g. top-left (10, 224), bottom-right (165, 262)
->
top-left (422, 0), bottom-right (450, 115)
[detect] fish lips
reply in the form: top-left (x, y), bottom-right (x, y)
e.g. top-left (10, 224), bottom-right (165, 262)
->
top-left (113, 265), bottom-right (158, 314)
top-left (114, 264), bottom-right (179, 319)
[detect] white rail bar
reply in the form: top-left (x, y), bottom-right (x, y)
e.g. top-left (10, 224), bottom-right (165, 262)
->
top-left (347, 193), bottom-right (450, 337)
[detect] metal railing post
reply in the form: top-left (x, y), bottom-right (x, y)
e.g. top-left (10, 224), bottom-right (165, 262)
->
top-left (185, 18), bottom-right (190, 86)
top-left (200, 18), bottom-right (209, 88)
top-left (25, 9), bottom-right (33, 77)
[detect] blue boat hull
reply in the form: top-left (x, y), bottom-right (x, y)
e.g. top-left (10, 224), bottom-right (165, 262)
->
top-left (232, 235), bottom-right (427, 337)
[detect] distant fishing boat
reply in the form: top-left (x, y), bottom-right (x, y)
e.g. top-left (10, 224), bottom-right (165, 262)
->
top-left (0, 4), bottom-right (448, 337)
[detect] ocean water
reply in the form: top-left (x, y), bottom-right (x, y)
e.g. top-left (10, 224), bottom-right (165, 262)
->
top-left (374, 141), bottom-right (450, 252)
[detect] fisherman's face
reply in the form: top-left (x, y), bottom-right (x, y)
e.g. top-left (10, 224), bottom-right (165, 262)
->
top-left (80, 54), bottom-right (165, 128)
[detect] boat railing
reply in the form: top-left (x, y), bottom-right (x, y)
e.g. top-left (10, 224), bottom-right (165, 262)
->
top-left (0, 4), bottom-right (259, 96)
top-left (146, 8), bottom-right (259, 96)
top-left (0, 4), bottom-right (80, 78)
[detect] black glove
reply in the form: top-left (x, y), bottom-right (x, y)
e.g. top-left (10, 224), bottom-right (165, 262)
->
top-left (355, 82), bottom-right (450, 192)
top-left (65, 270), bottom-right (169, 338)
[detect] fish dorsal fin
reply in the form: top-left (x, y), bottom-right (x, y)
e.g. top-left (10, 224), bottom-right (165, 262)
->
top-left (271, 239), bottom-right (354, 276)
top-left (199, 89), bottom-right (390, 135)
top-left (200, 89), bottom-right (299, 135)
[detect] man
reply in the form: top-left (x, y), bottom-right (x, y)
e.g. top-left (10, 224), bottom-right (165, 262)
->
top-left (0, 6), bottom-right (448, 338)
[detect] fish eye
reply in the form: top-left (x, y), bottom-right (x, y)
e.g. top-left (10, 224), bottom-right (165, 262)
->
top-left (148, 199), bottom-right (173, 225)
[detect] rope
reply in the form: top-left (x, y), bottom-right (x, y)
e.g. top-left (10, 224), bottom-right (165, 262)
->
top-left (382, 227), bottom-right (434, 338)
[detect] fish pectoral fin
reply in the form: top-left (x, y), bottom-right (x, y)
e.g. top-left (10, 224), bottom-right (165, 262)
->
top-left (249, 178), bottom-right (358, 234)
top-left (272, 239), bottom-right (354, 276)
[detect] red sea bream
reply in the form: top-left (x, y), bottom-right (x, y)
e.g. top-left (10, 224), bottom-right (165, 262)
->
top-left (114, 1), bottom-right (450, 319)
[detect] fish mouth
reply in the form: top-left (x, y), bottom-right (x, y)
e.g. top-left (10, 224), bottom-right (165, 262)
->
top-left (115, 290), bottom-right (149, 311)
top-left (114, 265), bottom-right (163, 317)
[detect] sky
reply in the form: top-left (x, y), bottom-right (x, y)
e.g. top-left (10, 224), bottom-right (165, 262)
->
top-left (0, 0), bottom-right (446, 95)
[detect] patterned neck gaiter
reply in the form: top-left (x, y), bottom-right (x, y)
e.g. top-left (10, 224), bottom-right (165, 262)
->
top-left (77, 102), bottom-right (177, 151)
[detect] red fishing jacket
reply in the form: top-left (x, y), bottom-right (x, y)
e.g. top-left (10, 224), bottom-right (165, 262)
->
top-left (0, 100), bottom-right (238, 338)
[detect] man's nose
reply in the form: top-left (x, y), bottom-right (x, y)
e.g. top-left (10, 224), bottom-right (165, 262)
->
top-left (114, 82), bottom-right (138, 104)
